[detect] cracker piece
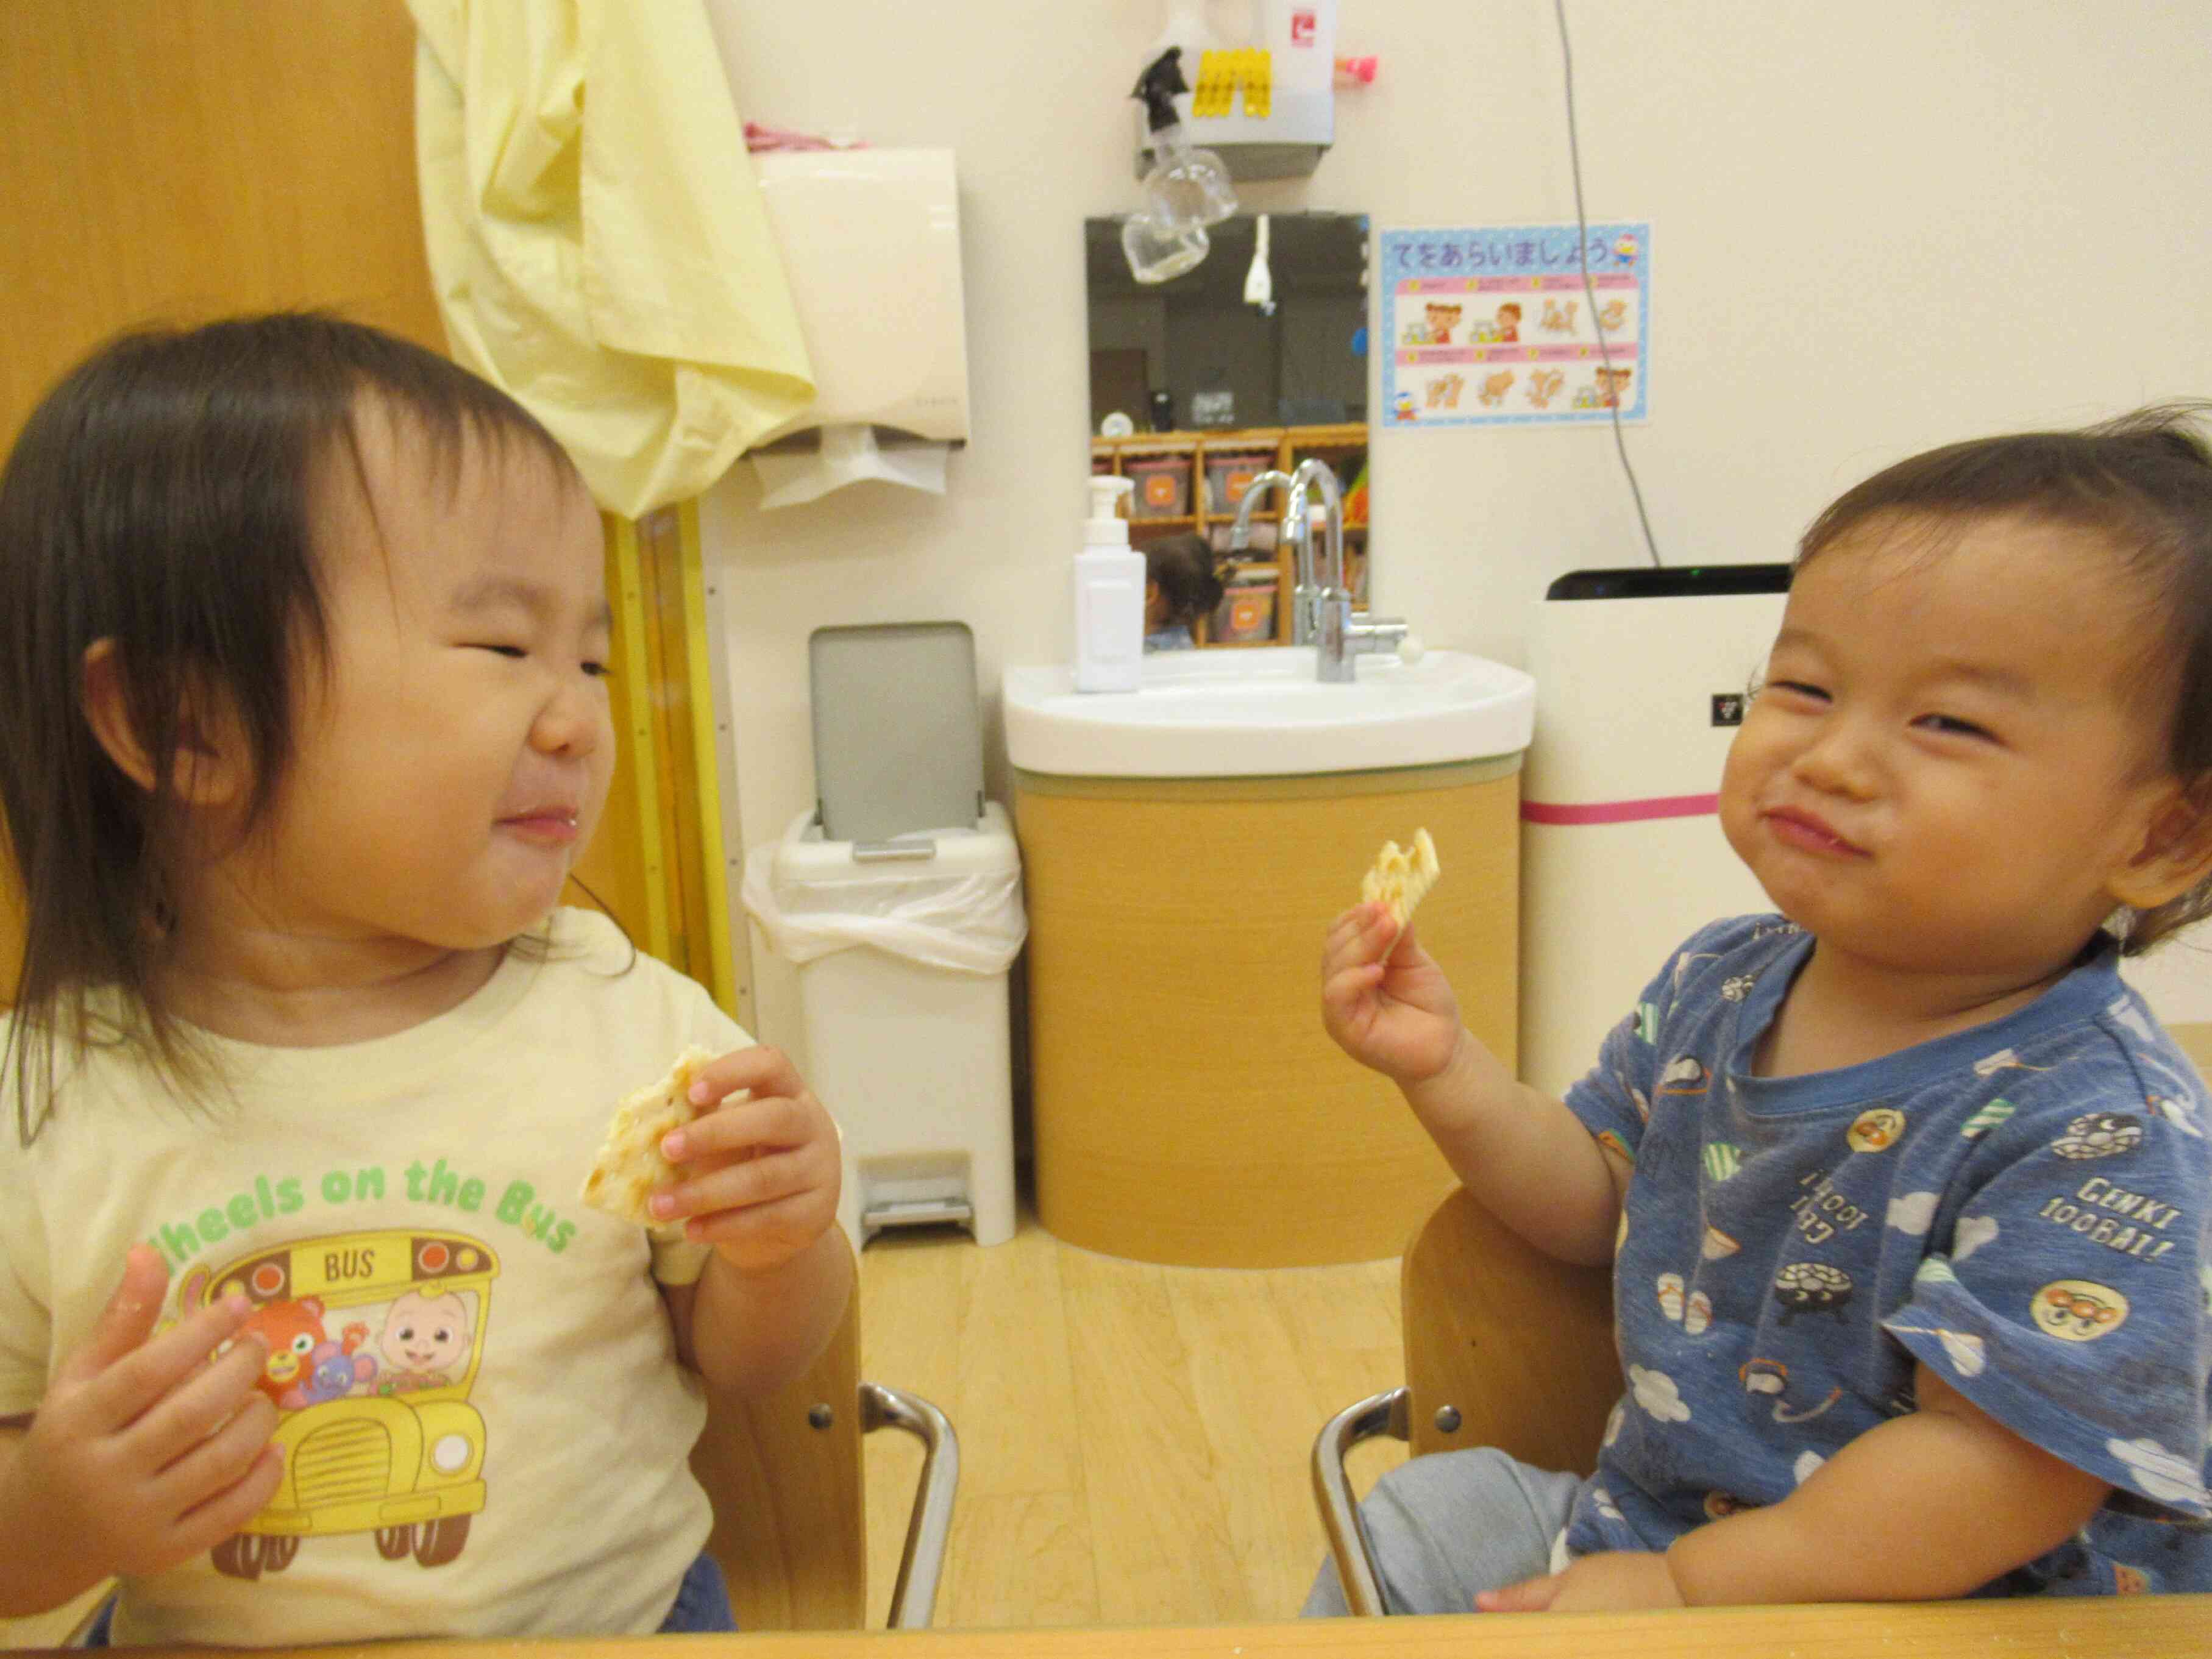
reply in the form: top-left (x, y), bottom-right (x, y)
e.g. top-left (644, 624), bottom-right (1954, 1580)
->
top-left (1359, 827), bottom-right (1442, 926)
top-left (581, 1045), bottom-right (723, 1235)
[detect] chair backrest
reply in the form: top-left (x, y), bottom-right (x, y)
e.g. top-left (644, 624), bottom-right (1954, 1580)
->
top-left (689, 1277), bottom-right (867, 1629)
top-left (1401, 1185), bottom-right (1621, 1471)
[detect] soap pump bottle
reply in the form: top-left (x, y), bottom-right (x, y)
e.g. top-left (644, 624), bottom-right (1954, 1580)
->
top-left (1074, 475), bottom-right (1145, 693)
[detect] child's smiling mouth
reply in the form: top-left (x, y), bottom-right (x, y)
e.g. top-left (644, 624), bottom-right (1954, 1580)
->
top-left (1763, 805), bottom-right (1868, 858)
top-left (497, 806), bottom-right (581, 847)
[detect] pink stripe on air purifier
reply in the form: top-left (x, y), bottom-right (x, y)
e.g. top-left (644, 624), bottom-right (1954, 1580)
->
top-left (1520, 792), bottom-right (1721, 826)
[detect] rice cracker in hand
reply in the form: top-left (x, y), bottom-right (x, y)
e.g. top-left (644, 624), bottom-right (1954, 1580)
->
top-left (581, 1045), bottom-right (749, 1236)
top-left (1359, 828), bottom-right (1441, 928)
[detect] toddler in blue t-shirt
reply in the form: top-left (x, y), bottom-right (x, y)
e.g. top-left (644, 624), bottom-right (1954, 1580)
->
top-left (1312, 406), bottom-right (2212, 1613)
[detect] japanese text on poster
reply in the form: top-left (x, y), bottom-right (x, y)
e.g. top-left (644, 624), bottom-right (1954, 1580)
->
top-left (1381, 222), bottom-right (1650, 429)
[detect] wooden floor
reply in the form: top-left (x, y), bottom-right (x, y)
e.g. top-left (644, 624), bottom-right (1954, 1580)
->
top-left (855, 1204), bottom-right (1409, 1631)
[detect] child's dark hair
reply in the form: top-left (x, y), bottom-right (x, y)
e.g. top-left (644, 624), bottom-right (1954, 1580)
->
top-left (0, 313), bottom-right (581, 1142)
top-left (1798, 402), bottom-right (2212, 954)
top-left (1144, 533), bottom-right (1226, 628)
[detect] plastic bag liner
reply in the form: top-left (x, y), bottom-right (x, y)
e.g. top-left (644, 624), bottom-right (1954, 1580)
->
top-left (740, 811), bottom-right (1026, 975)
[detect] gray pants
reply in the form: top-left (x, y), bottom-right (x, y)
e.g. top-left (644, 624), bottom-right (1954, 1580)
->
top-left (1301, 1448), bottom-right (1583, 1617)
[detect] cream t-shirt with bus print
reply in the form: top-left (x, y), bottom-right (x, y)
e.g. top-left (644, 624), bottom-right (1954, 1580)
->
top-left (0, 909), bottom-right (748, 1646)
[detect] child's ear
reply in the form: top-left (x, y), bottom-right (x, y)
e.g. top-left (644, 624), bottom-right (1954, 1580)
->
top-left (80, 639), bottom-right (249, 807)
top-left (2108, 778), bottom-right (2212, 911)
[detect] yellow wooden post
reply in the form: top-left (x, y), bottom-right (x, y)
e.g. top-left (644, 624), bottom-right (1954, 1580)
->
top-left (675, 499), bottom-right (741, 1017)
top-left (575, 504), bottom-right (740, 1020)
top-left (592, 513), bottom-right (674, 965)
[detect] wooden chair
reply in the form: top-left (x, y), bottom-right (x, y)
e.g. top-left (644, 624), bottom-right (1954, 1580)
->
top-left (49, 1269), bottom-right (955, 1645)
top-left (1310, 1184), bottom-right (1620, 1615)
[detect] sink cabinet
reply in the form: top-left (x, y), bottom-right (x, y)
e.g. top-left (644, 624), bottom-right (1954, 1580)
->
top-left (1014, 758), bottom-right (1520, 1267)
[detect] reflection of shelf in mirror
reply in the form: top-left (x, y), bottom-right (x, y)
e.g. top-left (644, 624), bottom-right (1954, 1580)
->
top-left (1089, 420), bottom-right (1370, 652)
top-left (1090, 423), bottom-right (1370, 452)
top-left (1092, 425), bottom-right (1293, 453)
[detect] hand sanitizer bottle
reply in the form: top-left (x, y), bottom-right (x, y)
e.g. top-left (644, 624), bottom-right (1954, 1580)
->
top-left (1075, 476), bottom-right (1145, 692)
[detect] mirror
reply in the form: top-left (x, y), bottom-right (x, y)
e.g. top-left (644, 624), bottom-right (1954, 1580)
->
top-left (1086, 213), bottom-right (1372, 644)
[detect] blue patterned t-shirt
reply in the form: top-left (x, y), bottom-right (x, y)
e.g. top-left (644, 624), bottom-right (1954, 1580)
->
top-left (1562, 914), bottom-right (2212, 1596)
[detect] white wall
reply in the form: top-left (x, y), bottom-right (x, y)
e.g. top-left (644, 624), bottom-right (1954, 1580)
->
top-left (702, 1), bottom-right (2212, 1047)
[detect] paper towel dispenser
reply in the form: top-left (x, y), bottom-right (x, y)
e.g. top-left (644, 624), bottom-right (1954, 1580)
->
top-left (747, 149), bottom-right (969, 454)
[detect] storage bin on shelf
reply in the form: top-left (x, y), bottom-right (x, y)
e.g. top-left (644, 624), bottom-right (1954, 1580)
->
top-left (1204, 448), bottom-right (1275, 513)
top-left (1213, 564), bottom-right (1279, 643)
top-left (1123, 452), bottom-right (1190, 518)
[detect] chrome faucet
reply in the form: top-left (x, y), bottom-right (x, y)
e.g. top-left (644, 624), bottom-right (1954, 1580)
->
top-left (1286, 457), bottom-right (1407, 681)
top-left (1226, 469), bottom-right (1309, 638)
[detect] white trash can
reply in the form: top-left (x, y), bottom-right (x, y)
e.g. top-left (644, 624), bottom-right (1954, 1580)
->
top-left (743, 803), bottom-right (1024, 1249)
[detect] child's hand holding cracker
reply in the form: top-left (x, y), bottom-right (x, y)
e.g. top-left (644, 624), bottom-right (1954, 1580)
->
top-left (1322, 901), bottom-right (1463, 1087)
top-left (649, 1046), bottom-right (842, 1276)
top-left (1323, 830), bottom-right (1462, 1088)
top-left (583, 1043), bottom-right (842, 1277)
top-left (583, 1043), bottom-right (851, 1396)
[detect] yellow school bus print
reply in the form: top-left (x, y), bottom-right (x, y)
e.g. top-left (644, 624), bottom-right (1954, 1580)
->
top-left (182, 1230), bottom-right (499, 1580)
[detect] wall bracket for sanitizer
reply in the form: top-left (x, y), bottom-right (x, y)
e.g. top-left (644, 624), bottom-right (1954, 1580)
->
top-left (1134, 0), bottom-right (1338, 181)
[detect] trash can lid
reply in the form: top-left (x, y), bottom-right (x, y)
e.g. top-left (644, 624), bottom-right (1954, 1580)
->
top-left (773, 801), bottom-right (1019, 882)
top-left (810, 621), bottom-right (984, 843)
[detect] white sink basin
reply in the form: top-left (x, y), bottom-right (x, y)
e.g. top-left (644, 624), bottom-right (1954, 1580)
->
top-left (1001, 647), bottom-right (1535, 778)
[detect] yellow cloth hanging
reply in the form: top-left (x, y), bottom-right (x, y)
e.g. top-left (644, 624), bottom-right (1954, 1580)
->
top-left (408, 0), bottom-right (815, 517)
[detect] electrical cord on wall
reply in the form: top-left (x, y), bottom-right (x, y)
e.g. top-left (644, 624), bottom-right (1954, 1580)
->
top-left (1556, 0), bottom-right (1664, 569)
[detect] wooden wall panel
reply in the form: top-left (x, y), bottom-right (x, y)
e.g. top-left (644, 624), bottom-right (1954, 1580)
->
top-left (0, 3), bottom-right (441, 1004)
top-left (0, 2), bottom-right (678, 1004)
top-left (0, 2), bottom-right (444, 453)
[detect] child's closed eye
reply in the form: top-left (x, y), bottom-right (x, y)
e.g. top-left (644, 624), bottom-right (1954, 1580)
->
top-left (1761, 678), bottom-right (1829, 703)
top-left (1915, 712), bottom-right (1994, 741)
top-left (469, 643), bottom-right (610, 678)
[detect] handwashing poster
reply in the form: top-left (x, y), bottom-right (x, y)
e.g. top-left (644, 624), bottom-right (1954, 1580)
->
top-left (1381, 222), bottom-right (1650, 428)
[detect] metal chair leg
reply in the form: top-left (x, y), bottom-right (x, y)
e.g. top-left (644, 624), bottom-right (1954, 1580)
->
top-left (860, 1382), bottom-right (959, 1629)
top-left (1310, 1385), bottom-right (1412, 1617)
